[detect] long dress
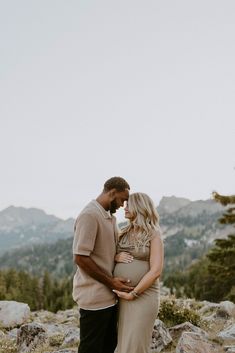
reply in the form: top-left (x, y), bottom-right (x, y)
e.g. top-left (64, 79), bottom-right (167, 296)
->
top-left (113, 231), bottom-right (160, 353)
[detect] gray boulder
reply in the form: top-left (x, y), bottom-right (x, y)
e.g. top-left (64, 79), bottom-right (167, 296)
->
top-left (62, 327), bottom-right (80, 347)
top-left (198, 301), bottom-right (220, 316)
top-left (169, 321), bottom-right (208, 341)
top-left (0, 300), bottom-right (30, 328)
top-left (216, 301), bottom-right (235, 319)
top-left (150, 319), bottom-right (172, 352)
top-left (31, 310), bottom-right (57, 324)
top-left (217, 324), bottom-right (235, 341)
top-left (199, 300), bottom-right (235, 320)
top-left (31, 308), bottom-right (80, 326)
top-left (224, 346), bottom-right (235, 353)
top-left (56, 308), bottom-right (80, 321)
top-left (17, 323), bottom-right (48, 353)
top-left (176, 331), bottom-right (220, 353)
top-left (7, 328), bottom-right (18, 340)
top-left (42, 323), bottom-right (65, 346)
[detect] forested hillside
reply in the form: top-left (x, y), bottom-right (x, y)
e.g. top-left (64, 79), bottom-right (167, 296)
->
top-left (165, 192), bottom-right (235, 302)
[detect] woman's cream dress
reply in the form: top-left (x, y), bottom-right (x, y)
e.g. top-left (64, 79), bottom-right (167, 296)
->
top-left (113, 231), bottom-right (160, 353)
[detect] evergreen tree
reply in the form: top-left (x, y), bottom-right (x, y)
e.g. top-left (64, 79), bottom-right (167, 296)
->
top-left (0, 271), bottom-right (7, 298)
top-left (205, 235), bottom-right (235, 301)
top-left (212, 192), bottom-right (235, 224)
top-left (42, 271), bottom-right (54, 311)
top-left (0, 269), bottom-right (74, 312)
top-left (205, 192), bottom-right (235, 301)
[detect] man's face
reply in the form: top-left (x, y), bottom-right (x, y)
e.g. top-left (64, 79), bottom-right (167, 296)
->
top-left (110, 189), bottom-right (129, 214)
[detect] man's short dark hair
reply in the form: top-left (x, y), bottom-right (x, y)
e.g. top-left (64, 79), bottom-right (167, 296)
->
top-left (104, 177), bottom-right (130, 192)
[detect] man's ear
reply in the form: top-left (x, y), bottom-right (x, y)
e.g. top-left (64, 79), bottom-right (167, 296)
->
top-left (108, 188), bottom-right (117, 200)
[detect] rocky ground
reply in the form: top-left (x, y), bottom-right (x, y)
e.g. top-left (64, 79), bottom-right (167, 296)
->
top-left (0, 297), bottom-right (235, 353)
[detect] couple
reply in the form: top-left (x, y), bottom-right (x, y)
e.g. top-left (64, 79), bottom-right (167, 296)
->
top-left (72, 177), bottom-right (164, 353)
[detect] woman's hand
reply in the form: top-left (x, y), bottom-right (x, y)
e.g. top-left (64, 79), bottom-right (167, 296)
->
top-left (115, 252), bottom-right (134, 263)
top-left (112, 290), bottom-right (135, 300)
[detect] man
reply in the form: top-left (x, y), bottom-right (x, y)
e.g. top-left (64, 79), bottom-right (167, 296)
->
top-left (73, 176), bottom-right (133, 353)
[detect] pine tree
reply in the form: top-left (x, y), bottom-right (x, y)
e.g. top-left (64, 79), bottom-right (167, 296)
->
top-left (206, 192), bottom-right (235, 301)
top-left (42, 271), bottom-right (53, 311)
top-left (0, 271), bottom-right (7, 299)
top-left (205, 235), bottom-right (235, 301)
top-left (212, 192), bottom-right (235, 225)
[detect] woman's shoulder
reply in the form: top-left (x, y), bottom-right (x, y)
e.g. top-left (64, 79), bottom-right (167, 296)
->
top-left (118, 223), bottom-right (132, 238)
top-left (150, 225), bottom-right (163, 240)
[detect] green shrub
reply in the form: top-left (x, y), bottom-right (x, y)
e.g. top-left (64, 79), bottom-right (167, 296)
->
top-left (158, 297), bottom-right (201, 327)
top-left (48, 333), bottom-right (64, 347)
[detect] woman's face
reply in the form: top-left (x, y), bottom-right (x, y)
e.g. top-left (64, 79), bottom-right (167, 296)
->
top-left (124, 202), bottom-right (133, 219)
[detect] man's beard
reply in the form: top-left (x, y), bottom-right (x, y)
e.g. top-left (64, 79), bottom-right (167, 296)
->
top-left (110, 200), bottom-right (118, 214)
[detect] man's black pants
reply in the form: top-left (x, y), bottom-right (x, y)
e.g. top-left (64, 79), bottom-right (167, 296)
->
top-left (78, 305), bottom-right (117, 353)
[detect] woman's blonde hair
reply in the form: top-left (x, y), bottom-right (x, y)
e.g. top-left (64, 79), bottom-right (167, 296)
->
top-left (120, 192), bottom-right (160, 249)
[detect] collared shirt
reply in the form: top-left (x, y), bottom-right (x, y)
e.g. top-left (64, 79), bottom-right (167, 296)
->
top-left (72, 200), bottom-right (117, 310)
top-left (93, 200), bottom-right (112, 219)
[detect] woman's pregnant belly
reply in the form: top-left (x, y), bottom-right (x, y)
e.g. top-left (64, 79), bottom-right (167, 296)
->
top-left (113, 259), bottom-right (149, 286)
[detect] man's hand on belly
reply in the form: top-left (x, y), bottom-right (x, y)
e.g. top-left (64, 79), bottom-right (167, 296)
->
top-left (111, 277), bottom-right (134, 292)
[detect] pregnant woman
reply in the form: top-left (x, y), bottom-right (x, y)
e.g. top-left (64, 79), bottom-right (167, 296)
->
top-left (113, 192), bottom-right (164, 353)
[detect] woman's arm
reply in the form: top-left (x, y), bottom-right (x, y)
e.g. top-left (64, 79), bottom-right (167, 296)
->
top-left (113, 233), bottom-right (164, 300)
top-left (134, 235), bottom-right (164, 294)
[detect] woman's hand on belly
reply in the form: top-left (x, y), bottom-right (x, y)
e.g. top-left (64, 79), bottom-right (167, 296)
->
top-left (112, 289), bottom-right (135, 300)
top-left (115, 252), bottom-right (134, 263)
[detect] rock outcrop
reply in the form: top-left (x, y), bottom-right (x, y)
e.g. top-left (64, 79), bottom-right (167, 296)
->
top-left (0, 298), bottom-right (234, 353)
top-left (150, 319), bottom-right (172, 352)
top-left (169, 321), bottom-right (208, 341)
top-left (17, 323), bottom-right (48, 353)
top-left (175, 331), bottom-right (220, 353)
top-left (218, 324), bottom-right (235, 341)
top-left (0, 301), bottom-right (30, 328)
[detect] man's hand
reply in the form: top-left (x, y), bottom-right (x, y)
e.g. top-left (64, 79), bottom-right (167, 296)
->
top-left (74, 255), bottom-right (134, 292)
top-left (111, 277), bottom-right (134, 292)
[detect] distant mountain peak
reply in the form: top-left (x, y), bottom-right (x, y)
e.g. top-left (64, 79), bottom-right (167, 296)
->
top-left (158, 196), bottom-right (191, 214)
top-left (0, 205), bottom-right (59, 229)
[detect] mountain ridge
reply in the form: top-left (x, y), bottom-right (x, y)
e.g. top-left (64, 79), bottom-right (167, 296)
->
top-left (0, 205), bottom-right (74, 254)
top-left (0, 196), bottom-right (232, 276)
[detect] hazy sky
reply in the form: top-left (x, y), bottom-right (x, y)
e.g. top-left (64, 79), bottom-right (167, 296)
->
top-left (1, 0), bottom-right (235, 220)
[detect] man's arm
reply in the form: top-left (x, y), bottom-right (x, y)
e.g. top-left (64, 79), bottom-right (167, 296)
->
top-left (74, 254), bottom-right (134, 292)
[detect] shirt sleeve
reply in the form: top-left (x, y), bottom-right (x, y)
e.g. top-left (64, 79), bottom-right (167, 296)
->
top-left (73, 213), bottom-right (98, 256)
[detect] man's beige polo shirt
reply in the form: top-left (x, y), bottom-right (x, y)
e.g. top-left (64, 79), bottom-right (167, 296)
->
top-left (72, 200), bottom-right (117, 310)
